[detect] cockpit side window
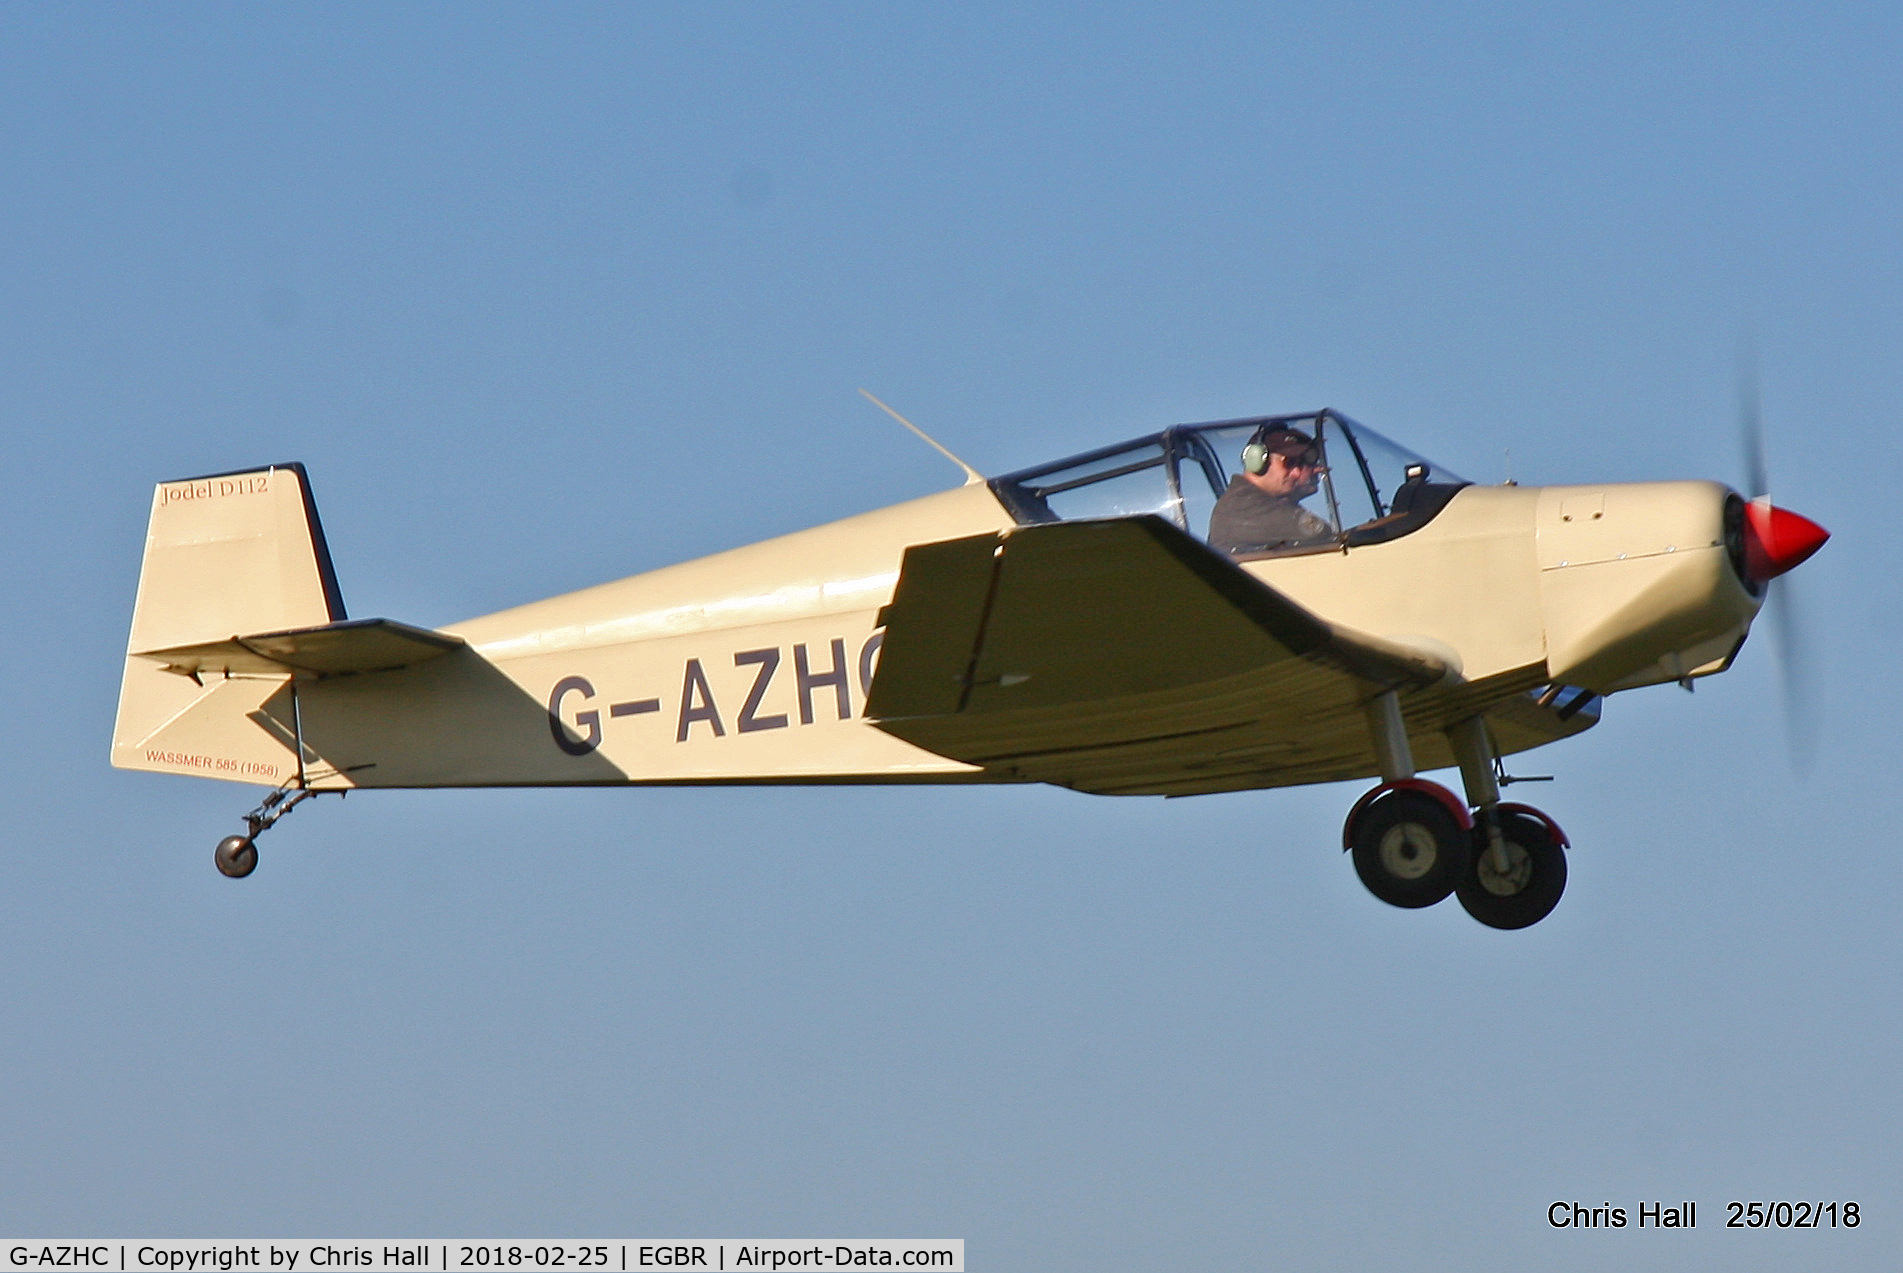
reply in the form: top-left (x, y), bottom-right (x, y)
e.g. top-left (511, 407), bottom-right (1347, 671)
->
top-left (1183, 412), bottom-right (1470, 557)
top-left (990, 438), bottom-right (1179, 526)
top-left (1190, 415), bottom-right (1343, 555)
top-left (1168, 428), bottom-right (1231, 539)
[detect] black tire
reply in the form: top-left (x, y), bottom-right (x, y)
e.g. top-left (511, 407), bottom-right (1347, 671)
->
top-left (214, 835), bottom-right (258, 879)
top-left (1348, 790), bottom-right (1471, 909)
top-left (1457, 810), bottom-right (1566, 929)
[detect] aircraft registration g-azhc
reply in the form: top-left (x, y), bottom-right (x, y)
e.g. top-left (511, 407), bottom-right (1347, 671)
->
top-left (112, 402), bottom-right (1828, 929)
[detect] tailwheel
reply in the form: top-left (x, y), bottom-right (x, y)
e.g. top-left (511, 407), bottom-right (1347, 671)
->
top-left (214, 835), bottom-right (259, 879)
top-left (1457, 804), bottom-right (1567, 929)
top-left (210, 781), bottom-right (330, 879)
top-left (1344, 782), bottom-right (1472, 909)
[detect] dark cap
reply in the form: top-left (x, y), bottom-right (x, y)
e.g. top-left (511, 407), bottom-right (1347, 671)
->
top-left (1254, 427), bottom-right (1320, 464)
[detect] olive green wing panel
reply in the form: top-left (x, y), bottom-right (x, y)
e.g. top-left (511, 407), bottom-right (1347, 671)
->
top-left (961, 516), bottom-right (1334, 708)
top-left (866, 516), bottom-right (1307, 727)
top-left (863, 534), bottom-right (1001, 718)
top-left (866, 516), bottom-right (1451, 793)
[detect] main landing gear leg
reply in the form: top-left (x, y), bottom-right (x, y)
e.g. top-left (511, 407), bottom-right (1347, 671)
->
top-left (1448, 717), bottom-right (1510, 874)
top-left (1447, 716), bottom-right (1568, 929)
top-left (1342, 691), bottom-right (1473, 909)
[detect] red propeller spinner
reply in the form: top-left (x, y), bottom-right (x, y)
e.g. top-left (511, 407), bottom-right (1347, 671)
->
top-left (1741, 499), bottom-right (1828, 585)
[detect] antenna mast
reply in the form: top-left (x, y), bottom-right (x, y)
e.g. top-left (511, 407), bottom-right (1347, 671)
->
top-left (858, 389), bottom-right (984, 486)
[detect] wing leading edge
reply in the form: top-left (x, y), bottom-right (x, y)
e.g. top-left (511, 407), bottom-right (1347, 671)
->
top-left (865, 516), bottom-right (1530, 795)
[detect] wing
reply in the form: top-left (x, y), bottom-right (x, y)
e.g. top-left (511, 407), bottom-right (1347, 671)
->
top-left (865, 516), bottom-right (1549, 795)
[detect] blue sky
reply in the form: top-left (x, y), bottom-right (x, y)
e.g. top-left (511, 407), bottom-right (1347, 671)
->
top-left (2, 4), bottom-right (1898, 1268)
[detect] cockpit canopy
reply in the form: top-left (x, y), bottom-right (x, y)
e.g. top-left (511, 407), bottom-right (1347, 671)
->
top-left (991, 409), bottom-right (1469, 558)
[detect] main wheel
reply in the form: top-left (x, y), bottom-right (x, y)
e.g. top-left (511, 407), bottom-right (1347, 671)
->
top-left (1347, 789), bottom-right (1471, 908)
top-left (214, 835), bottom-right (258, 879)
top-left (1457, 810), bottom-right (1566, 929)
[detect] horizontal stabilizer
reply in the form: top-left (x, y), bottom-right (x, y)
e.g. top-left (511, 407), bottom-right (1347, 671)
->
top-left (135, 618), bottom-right (464, 679)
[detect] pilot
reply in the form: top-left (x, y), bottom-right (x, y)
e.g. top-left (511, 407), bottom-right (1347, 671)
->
top-left (1207, 426), bottom-right (1332, 555)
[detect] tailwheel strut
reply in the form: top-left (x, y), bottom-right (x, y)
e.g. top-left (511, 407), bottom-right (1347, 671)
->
top-left (212, 678), bottom-right (345, 879)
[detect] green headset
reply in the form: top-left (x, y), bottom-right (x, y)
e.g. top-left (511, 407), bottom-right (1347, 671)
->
top-left (1242, 427), bottom-right (1313, 476)
top-left (1241, 433), bottom-right (1274, 476)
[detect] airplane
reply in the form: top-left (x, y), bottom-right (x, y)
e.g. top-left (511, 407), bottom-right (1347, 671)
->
top-left (110, 404), bottom-right (1828, 929)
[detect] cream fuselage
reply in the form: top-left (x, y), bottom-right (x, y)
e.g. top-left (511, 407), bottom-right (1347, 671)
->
top-left (112, 474), bottom-right (1760, 791)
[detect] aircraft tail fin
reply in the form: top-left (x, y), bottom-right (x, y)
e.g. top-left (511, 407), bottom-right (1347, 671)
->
top-left (112, 463), bottom-right (348, 782)
top-left (126, 462), bottom-right (345, 652)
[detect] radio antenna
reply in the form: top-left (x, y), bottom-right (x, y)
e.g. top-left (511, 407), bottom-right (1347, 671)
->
top-left (858, 389), bottom-right (984, 486)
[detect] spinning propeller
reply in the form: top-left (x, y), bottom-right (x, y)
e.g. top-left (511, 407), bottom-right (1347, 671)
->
top-left (1736, 357), bottom-right (1829, 766)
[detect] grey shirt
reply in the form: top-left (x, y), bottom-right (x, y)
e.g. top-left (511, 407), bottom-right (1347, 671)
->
top-left (1206, 475), bottom-right (1331, 555)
